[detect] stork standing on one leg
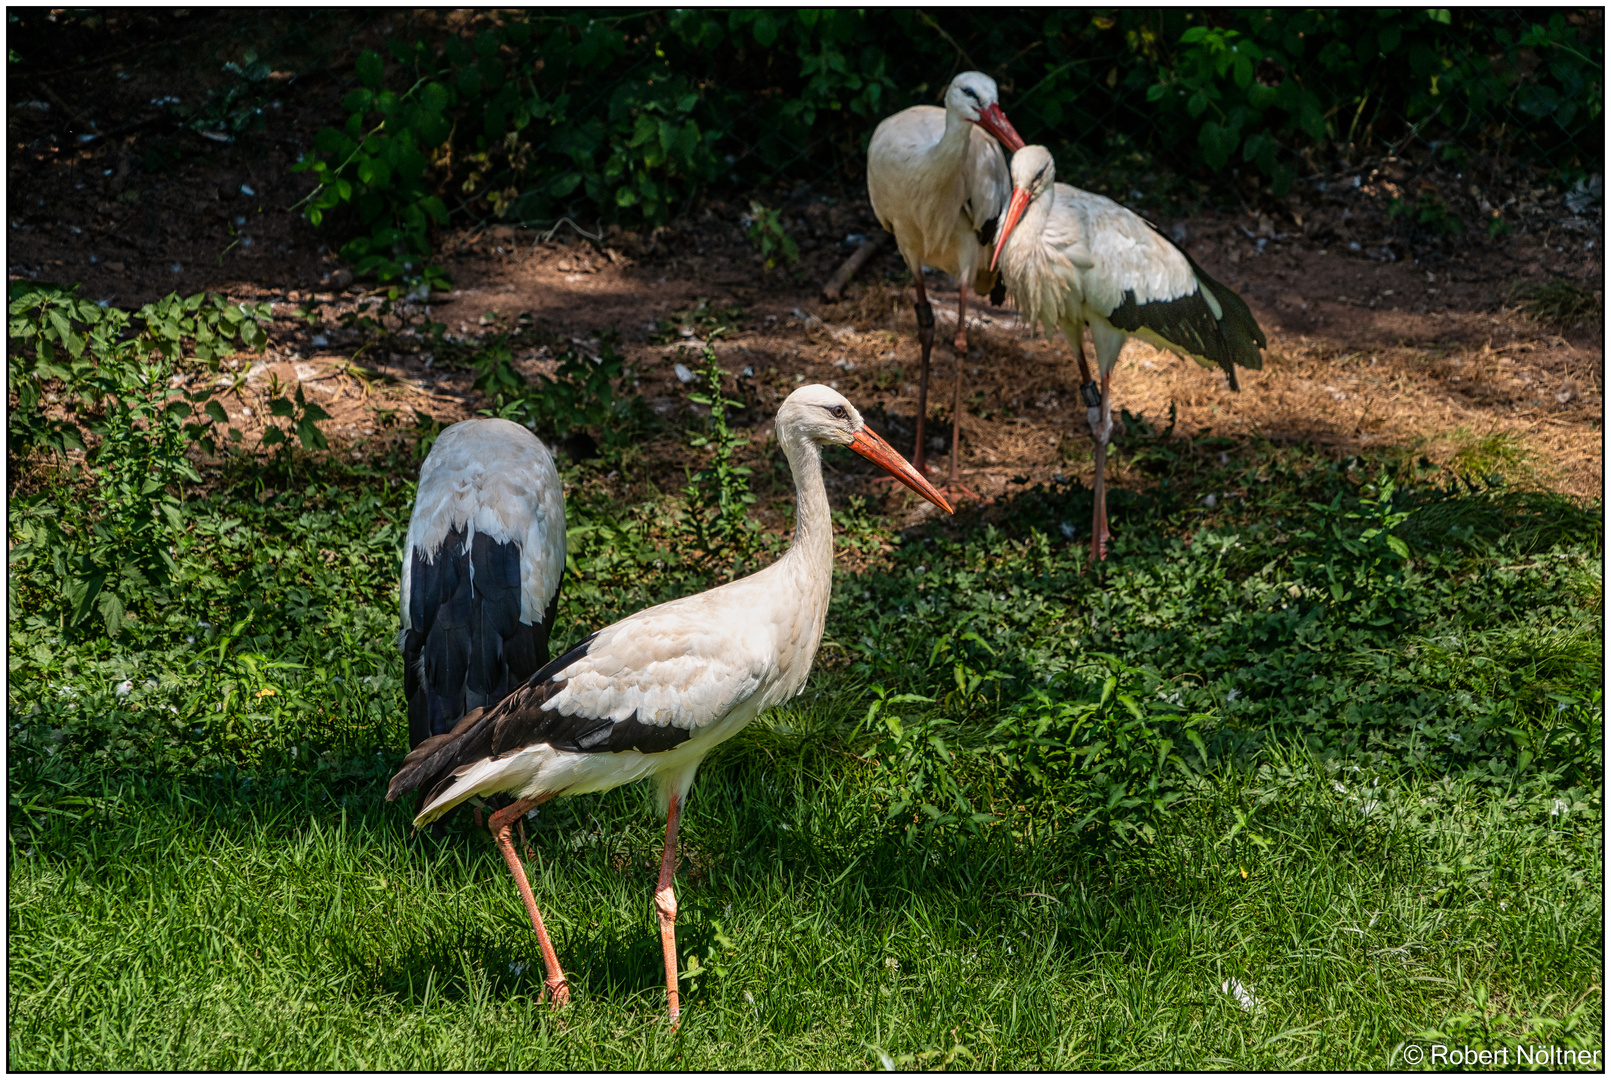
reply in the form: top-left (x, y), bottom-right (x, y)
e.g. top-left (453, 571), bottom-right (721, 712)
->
top-left (867, 70), bottom-right (1024, 490)
top-left (387, 385), bottom-right (953, 1029)
top-left (399, 417), bottom-right (567, 912)
top-left (991, 145), bottom-right (1266, 561)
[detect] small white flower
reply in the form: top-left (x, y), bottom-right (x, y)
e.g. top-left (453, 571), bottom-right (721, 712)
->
top-left (1059, 521), bottom-right (1075, 539)
top-left (1203, 493), bottom-right (1218, 508)
top-left (115, 680), bottom-right (134, 697)
top-left (1222, 977), bottom-right (1259, 1012)
top-left (1551, 799), bottom-right (1567, 817)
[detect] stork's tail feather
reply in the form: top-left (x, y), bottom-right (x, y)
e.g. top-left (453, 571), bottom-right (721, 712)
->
top-left (387, 630), bottom-right (598, 810)
top-left (387, 705), bottom-right (493, 803)
top-left (1186, 253), bottom-right (1266, 378)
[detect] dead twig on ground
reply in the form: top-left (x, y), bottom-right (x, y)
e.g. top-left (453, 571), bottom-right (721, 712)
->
top-left (821, 233), bottom-right (889, 303)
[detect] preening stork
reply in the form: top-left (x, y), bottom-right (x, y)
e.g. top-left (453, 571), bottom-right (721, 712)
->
top-left (868, 70), bottom-right (1025, 488)
top-left (399, 418), bottom-right (567, 819)
top-left (387, 385), bottom-right (953, 1028)
top-left (991, 145), bottom-right (1266, 560)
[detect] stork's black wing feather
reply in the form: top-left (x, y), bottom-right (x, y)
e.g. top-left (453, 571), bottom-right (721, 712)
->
top-left (403, 526), bottom-right (560, 748)
top-left (1103, 217), bottom-right (1267, 392)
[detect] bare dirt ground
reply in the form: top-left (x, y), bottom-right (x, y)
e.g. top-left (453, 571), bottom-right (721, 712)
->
top-left (8, 9), bottom-right (1603, 514)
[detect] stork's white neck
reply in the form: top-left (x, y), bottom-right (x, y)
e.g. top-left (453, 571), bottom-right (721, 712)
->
top-left (928, 106), bottom-right (975, 180)
top-left (777, 428), bottom-right (834, 578)
top-left (1000, 186), bottom-right (1074, 332)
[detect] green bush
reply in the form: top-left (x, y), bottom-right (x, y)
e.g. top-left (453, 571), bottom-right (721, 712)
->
top-left (7, 284), bottom-right (278, 638)
top-left (291, 10), bottom-right (1600, 282)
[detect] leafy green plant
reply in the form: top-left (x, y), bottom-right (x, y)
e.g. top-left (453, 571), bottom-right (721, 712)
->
top-left (261, 381), bottom-right (334, 456)
top-left (861, 685), bottom-right (984, 844)
top-left (1146, 22), bottom-right (1327, 194)
top-left (476, 335), bottom-right (635, 450)
top-left (683, 345), bottom-right (758, 567)
top-left (648, 299), bottom-right (745, 345)
top-left (7, 284), bottom-right (277, 637)
top-left (7, 284), bottom-right (271, 459)
top-left (744, 201), bottom-right (799, 271)
top-left (291, 50), bottom-right (452, 290)
top-left (1388, 191), bottom-right (1464, 236)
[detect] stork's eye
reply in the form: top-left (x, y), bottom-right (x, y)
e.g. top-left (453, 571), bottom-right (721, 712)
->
top-left (831, 405), bottom-right (848, 420)
top-left (962, 87), bottom-right (979, 102)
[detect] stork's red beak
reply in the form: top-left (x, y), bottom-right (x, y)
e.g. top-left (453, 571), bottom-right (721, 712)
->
top-left (990, 186), bottom-right (1032, 272)
top-left (850, 425), bottom-right (954, 514)
top-left (974, 103), bottom-right (1025, 153)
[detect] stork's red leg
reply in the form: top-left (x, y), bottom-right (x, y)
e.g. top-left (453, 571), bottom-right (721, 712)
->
top-left (948, 280), bottom-right (971, 493)
top-left (1075, 330), bottom-right (1101, 442)
top-left (654, 792), bottom-right (685, 1030)
top-left (489, 796), bottom-right (569, 1007)
top-left (912, 274), bottom-right (935, 477)
top-left (1091, 371), bottom-right (1114, 562)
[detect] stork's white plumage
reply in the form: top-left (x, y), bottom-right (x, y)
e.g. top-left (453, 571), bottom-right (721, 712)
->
top-left (387, 385), bottom-right (953, 1028)
top-left (867, 70), bottom-right (1024, 487)
top-left (992, 145), bottom-right (1266, 560)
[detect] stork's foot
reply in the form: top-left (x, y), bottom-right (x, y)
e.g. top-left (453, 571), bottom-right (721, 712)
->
top-left (1089, 528), bottom-right (1112, 563)
top-left (953, 330), bottom-right (969, 353)
top-left (939, 480), bottom-right (983, 504)
top-left (545, 974), bottom-right (571, 1009)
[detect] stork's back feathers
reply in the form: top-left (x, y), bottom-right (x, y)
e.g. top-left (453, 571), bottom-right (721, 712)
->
top-left (401, 418), bottom-right (567, 748)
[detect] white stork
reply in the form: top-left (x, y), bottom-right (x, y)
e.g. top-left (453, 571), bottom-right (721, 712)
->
top-left (991, 145), bottom-right (1266, 560)
top-left (867, 70), bottom-right (1025, 488)
top-left (399, 417), bottom-right (567, 824)
top-left (387, 384), bottom-right (952, 1028)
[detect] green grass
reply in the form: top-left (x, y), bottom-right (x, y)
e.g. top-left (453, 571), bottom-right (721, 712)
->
top-left (8, 417), bottom-right (1604, 1069)
top-left (1507, 278), bottom-right (1602, 330)
top-left (8, 740), bottom-right (1600, 1069)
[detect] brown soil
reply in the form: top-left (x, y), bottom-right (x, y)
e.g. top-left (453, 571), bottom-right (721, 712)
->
top-left (8, 8), bottom-right (1604, 514)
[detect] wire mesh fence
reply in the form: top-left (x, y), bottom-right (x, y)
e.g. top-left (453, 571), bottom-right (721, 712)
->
top-left (685, 7), bottom-right (1601, 236)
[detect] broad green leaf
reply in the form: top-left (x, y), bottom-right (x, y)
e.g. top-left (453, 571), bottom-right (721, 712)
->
top-left (356, 49), bottom-right (384, 91)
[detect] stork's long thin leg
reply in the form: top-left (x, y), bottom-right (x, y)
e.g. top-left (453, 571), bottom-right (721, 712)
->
top-left (1074, 328), bottom-right (1101, 441)
top-left (949, 280), bottom-right (968, 491)
top-left (1090, 370), bottom-right (1114, 563)
top-left (912, 274), bottom-right (935, 476)
top-left (654, 793), bottom-right (685, 1030)
top-left (489, 796), bottom-right (569, 1007)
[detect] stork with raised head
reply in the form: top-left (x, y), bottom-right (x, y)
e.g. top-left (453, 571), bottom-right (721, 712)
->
top-left (399, 417), bottom-right (567, 825)
top-left (387, 384), bottom-right (953, 1028)
top-left (868, 70), bottom-right (1025, 489)
top-left (991, 145), bottom-right (1266, 561)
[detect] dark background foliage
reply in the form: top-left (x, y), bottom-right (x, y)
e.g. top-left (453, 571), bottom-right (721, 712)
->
top-left (270, 8), bottom-right (1601, 282)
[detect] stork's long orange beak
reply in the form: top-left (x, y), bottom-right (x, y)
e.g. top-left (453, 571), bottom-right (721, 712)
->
top-left (990, 186), bottom-right (1032, 272)
top-left (850, 425), bottom-right (954, 514)
top-left (975, 103), bottom-right (1025, 153)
